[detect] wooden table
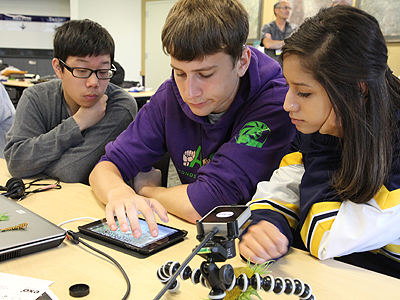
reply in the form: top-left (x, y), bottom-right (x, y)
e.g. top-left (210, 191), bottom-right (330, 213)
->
top-left (1, 81), bottom-right (154, 109)
top-left (127, 90), bottom-right (155, 110)
top-left (2, 79), bottom-right (34, 88)
top-left (0, 158), bottom-right (399, 299)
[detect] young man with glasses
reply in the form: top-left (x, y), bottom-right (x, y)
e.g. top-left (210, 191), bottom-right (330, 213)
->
top-left (89, 0), bottom-right (295, 238)
top-left (260, 0), bottom-right (298, 61)
top-left (4, 19), bottom-right (137, 184)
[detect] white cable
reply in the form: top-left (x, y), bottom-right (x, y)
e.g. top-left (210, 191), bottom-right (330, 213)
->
top-left (57, 217), bottom-right (100, 227)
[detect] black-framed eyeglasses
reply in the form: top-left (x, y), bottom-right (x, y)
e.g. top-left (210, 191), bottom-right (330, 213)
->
top-left (58, 59), bottom-right (116, 79)
top-left (277, 6), bottom-right (292, 10)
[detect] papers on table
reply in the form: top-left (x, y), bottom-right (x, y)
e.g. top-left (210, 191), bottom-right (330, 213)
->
top-left (0, 272), bottom-right (57, 300)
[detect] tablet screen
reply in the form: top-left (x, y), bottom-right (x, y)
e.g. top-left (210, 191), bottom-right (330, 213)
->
top-left (85, 218), bottom-right (178, 248)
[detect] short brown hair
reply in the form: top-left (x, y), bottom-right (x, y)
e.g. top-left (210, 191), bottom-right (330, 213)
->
top-left (161, 0), bottom-right (249, 63)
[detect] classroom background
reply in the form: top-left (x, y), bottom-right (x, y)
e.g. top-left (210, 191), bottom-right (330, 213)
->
top-left (0, 0), bottom-right (399, 94)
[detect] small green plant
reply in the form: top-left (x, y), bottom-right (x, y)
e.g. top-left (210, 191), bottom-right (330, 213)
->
top-left (223, 259), bottom-right (274, 300)
top-left (0, 212), bottom-right (9, 221)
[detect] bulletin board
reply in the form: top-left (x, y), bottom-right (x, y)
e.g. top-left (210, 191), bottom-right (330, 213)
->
top-left (288, 0), bottom-right (331, 26)
top-left (240, 0), bottom-right (264, 42)
top-left (287, 0), bottom-right (399, 43)
top-left (355, 0), bottom-right (400, 42)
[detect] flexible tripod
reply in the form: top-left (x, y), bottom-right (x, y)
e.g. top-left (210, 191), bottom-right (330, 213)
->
top-left (157, 260), bottom-right (315, 300)
top-left (154, 206), bottom-right (315, 300)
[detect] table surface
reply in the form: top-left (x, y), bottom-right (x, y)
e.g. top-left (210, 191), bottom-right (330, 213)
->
top-left (2, 79), bottom-right (34, 88)
top-left (0, 158), bottom-right (399, 300)
top-left (3, 80), bottom-right (154, 99)
top-left (127, 90), bottom-right (155, 98)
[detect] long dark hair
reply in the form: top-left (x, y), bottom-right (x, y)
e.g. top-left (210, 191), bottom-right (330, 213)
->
top-left (280, 6), bottom-right (400, 204)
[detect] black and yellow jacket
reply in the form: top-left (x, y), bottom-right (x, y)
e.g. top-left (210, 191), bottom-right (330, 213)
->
top-left (246, 131), bottom-right (400, 277)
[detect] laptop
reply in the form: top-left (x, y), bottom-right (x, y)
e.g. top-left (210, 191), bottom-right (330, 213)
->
top-left (0, 195), bottom-right (66, 261)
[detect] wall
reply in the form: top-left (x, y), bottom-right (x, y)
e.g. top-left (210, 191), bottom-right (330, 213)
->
top-left (1, 0), bottom-right (397, 81)
top-left (70, 0), bottom-right (142, 82)
top-left (143, 0), bottom-right (177, 90)
top-left (0, 0), bottom-right (69, 49)
top-left (0, 0), bottom-right (142, 82)
top-left (261, 0), bottom-right (400, 76)
top-left (387, 44), bottom-right (400, 77)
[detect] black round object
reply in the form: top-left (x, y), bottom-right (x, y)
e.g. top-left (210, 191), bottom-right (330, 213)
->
top-left (69, 283), bottom-right (90, 297)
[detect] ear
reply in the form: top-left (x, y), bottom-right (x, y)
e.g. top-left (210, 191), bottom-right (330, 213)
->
top-left (237, 47), bottom-right (251, 77)
top-left (358, 81), bottom-right (369, 98)
top-left (52, 58), bottom-right (63, 79)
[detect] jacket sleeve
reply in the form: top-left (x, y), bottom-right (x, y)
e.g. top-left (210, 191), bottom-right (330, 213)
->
top-left (4, 86), bottom-right (136, 183)
top-left (243, 134), bottom-right (304, 245)
top-left (298, 134), bottom-right (400, 260)
top-left (304, 189), bottom-right (400, 260)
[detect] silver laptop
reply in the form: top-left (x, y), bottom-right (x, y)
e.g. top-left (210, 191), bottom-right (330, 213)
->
top-left (0, 195), bottom-right (66, 261)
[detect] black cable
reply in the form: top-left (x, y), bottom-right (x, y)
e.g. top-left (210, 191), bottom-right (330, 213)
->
top-left (153, 227), bottom-right (219, 300)
top-left (18, 177), bottom-right (62, 201)
top-left (66, 230), bottom-right (131, 300)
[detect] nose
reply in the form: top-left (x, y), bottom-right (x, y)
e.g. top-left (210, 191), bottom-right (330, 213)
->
top-left (283, 92), bottom-right (299, 112)
top-left (85, 72), bottom-right (100, 88)
top-left (184, 76), bottom-right (202, 99)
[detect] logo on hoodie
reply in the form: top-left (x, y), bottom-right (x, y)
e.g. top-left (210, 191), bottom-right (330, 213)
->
top-left (235, 121), bottom-right (270, 148)
top-left (182, 145), bottom-right (214, 167)
top-left (177, 146), bottom-right (214, 179)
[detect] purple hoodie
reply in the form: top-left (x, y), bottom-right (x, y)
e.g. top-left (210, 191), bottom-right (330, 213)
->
top-left (100, 47), bottom-right (295, 216)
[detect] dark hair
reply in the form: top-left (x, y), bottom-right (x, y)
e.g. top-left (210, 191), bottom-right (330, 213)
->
top-left (280, 6), bottom-right (400, 204)
top-left (54, 19), bottom-right (115, 68)
top-left (161, 0), bottom-right (249, 64)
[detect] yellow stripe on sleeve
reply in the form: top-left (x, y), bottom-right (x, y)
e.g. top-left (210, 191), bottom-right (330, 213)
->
top-left (308, 218), bottom-right (335, 257)
top-left (301, 202), bottom-right (341, 256)
top-left (383, 243), bottom-right (400, 255)
top-left (376, 244), bottom-right (400, 262)
top-left (250, 201), bottom-right (300, 229)
top-left (279, 152), bottom-right (303, 168)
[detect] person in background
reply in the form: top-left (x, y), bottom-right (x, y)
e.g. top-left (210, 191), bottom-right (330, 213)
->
top-left (4, 19), bottom-right (137, 184)
top-left (239, 5), bottom-right (400, 279)
top-left (89, 0), bottom-right (295, 238)
top-left (331, 0), bottom-right (352, 6)
top-left (260, 0), bottom-right (297, 61)
top-left (0, 84), bottom-right (15, 159)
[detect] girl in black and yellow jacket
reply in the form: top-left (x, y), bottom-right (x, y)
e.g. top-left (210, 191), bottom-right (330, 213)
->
top-left (239, 5), bottom-right (400, 279)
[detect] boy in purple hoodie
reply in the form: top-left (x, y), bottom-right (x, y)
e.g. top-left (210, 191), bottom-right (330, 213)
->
top-left (89, 0), bottom-right (295, 238)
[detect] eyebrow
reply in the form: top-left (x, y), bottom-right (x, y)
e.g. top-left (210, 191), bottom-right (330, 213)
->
top-left (170, 64), bottom-right (218, 72)
top-left (283, 75), bottom-right (313, 88)
top-left (74, 58), bottom-right (111, 66)
top-left (291, 82), bottom-right (312, 87)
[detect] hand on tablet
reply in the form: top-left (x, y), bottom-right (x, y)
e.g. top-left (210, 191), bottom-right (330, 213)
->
top-left (104, 184), bottom-right (169, 238)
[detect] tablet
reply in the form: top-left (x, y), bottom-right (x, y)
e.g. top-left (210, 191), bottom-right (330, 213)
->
top-left (78, 217), bottom-right (188, 255)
